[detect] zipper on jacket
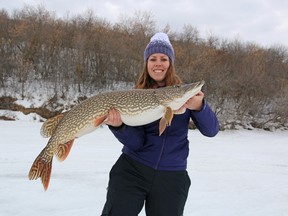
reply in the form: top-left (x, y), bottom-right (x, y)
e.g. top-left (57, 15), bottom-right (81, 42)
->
top-left (154, 128), bottom-right (167, 169)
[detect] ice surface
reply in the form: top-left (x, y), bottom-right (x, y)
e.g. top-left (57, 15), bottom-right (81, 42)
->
top-left (0, 121), bottom-right (287, 216)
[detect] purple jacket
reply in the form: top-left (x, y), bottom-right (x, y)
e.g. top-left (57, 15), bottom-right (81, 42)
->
top-left (109, 101), bottom-right (219, 171)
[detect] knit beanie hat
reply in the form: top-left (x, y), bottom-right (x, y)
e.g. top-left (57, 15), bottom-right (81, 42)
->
top-left (144, 32), bottom-right (175, 63)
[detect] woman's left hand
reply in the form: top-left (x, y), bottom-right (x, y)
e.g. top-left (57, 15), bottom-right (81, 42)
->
top-left (183, 91), bottom-right (204, 111)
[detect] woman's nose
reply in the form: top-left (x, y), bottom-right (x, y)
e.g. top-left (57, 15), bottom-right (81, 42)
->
top-left (155, 60), bottom-right (162, 66)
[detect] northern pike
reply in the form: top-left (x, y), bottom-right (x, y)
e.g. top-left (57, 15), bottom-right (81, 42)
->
top-left (28, 80), bottom-right (205, 190)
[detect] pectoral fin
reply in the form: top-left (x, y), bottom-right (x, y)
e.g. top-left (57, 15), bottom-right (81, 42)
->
top-left (159, 107), bottom-right (174, 136)
top-left (94, 115), bottom-right (108, 127)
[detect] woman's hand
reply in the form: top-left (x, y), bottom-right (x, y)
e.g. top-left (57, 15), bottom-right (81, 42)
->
top-left (183, 91), bottom-right (205, 111)
top-left (105, 108), bottom-right (123, 127)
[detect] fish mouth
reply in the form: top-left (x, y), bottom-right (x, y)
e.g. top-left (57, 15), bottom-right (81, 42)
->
top-left (182, 80), bottom-right (205, 90)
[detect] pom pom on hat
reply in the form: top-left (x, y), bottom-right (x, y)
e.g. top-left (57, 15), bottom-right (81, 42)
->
top-left (144, 32), bottom-right (175, 63)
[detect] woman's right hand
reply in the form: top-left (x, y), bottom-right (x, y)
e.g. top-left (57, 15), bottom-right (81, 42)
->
top-left (105, 108), bottom-right (123, 127)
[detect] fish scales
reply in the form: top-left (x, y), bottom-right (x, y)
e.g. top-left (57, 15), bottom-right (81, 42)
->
top-left (28, 80), bottom-right (205, 190)
top-left (42, 90), bottom-right (161, 153)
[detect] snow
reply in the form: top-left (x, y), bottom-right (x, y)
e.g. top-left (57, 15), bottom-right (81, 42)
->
top-left (0, 120), bottom-right (288, 216)
top-left (0, 110), bottom-right (45, 122)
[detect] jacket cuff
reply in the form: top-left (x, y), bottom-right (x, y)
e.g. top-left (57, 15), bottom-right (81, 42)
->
top-left (108, 123), bottom-right (126, 131)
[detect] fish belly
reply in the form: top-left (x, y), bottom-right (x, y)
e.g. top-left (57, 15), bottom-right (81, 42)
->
top-left (74, 122), bottom-right (98, 138)
top-left (121, 106), bottom-right (164, 126)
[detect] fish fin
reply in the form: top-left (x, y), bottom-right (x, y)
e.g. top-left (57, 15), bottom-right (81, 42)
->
top-left (164, 107), bottom-right (174, 126)
top-left (55, 139), bottom-right (75, 162)
top-left (159, 117), bottom-right (167, 136)
top-left (94, 115), bottom-right (108, 127)
top-left (28, 147), bottom-right (53, 191)
top-left (40, 113), bottom-right (66, 138)
top-left (159, 107), bottom-right (174, 136)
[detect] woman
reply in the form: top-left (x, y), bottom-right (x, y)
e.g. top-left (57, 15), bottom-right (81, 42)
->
top-left (101, 32), bottom-right (219, 216)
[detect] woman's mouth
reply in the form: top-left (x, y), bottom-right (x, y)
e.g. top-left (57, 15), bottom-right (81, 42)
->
top-left (153, 69), bottom-right (163, 73)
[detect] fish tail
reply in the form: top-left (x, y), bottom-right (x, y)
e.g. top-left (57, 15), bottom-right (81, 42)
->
top-left (28, 147), bottom-right (53, 191)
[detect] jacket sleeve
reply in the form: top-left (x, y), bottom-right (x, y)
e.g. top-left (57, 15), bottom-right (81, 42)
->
top-left (108, 124), bottom-right (145, 151)
top-left (190, 100), bottom-right (220, 137)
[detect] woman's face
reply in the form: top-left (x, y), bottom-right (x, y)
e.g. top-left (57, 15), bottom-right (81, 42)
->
top-left (147, 53), bottom-right (170, 85)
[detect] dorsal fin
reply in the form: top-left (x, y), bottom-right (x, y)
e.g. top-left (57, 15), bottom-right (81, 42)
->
top-left (40, 112), bottom-right (67, 138)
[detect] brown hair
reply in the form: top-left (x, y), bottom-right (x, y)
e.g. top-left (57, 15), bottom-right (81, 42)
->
top-left (135, 61), bottom-right (182, 89)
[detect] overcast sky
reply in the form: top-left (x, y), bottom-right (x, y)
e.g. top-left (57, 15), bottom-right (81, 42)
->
top-left (2, 0), bottom-right (288, 47)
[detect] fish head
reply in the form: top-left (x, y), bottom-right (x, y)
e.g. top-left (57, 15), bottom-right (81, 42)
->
top-left (156, 80), bottom-right (205, 110)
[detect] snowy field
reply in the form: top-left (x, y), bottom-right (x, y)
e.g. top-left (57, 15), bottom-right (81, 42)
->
top-left (0, 120), bottom-right (288, 216)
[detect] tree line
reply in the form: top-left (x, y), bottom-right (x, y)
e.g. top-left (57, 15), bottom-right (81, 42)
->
top-left (0, 5), bottom-right (287, 130)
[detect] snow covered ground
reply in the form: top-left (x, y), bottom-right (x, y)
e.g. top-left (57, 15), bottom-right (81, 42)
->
top-left (0, 120), bottom-right (288, 216)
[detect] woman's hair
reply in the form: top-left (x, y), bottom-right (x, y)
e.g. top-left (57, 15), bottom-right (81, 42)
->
top-left (135, 61), bottom-right (182, 89)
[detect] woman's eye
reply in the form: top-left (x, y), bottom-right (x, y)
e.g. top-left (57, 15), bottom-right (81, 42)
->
top-left (149, 57), bottom-right (168, 62)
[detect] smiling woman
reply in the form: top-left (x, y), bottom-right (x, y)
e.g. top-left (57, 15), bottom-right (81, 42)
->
top-left (101, 32), bottom-right (220, 216)
top-left (146, 53), bottom-right (170, 86)
top-left (144, 33), bottom-right (175, 87)
top-left (135, 32), bottom-right (182, 89)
